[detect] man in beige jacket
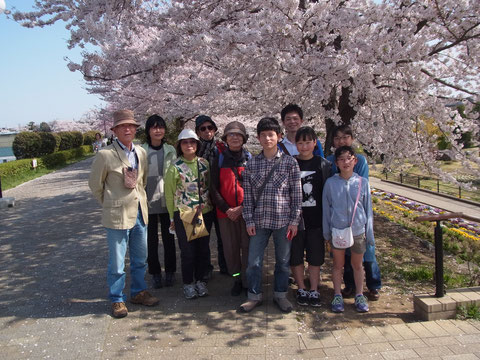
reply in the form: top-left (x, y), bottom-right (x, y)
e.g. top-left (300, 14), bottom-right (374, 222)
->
top-left (89, 110), bottom-right (159, 318)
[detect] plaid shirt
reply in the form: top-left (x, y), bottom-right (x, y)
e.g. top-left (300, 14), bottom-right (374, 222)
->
top-left (242, 151), bottom-right (302, 229)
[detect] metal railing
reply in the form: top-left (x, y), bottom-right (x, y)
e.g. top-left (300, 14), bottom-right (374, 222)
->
top-left (415, 212), bottom-right (480, 297)
top-left (384, 172), bottom-right (480, 202)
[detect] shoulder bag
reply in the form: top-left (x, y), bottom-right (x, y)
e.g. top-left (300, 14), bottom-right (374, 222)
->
top-left (180, 159), bottom-right (209, 241)
top-left (331, 176), bottom-right (362, 249)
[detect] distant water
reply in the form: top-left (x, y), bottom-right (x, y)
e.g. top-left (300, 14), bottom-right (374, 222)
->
top-left (0, 147), bottom-right (14, 157)
top-left (0, 147), bottom-right (15, 162)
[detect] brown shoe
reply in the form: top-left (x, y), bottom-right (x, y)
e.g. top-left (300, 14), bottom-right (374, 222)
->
top-left (130, 290), bottom-right (159, 306)
top-left (367, 289), bottom-right (380, 301)
top-left (112, 302), bottom-right (128, 318)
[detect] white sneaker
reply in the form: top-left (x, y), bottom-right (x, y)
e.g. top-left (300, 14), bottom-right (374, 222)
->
top-left (195, 280), bottom-right (208, 297)
top-left (183, 284), bottom-right (197, 299)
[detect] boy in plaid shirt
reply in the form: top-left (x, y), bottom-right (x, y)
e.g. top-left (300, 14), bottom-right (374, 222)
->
top-left (238, 117), bottom-right (302, 313)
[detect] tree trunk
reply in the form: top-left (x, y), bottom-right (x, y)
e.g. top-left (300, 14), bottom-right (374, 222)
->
top-left (323, 86), bottom-right (356, 156)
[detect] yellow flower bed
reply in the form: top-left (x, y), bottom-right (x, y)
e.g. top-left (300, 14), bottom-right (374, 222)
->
top-left (447, 228), bottom-right (480, 242)
top-left (372, 191), bottom-right (480, 243)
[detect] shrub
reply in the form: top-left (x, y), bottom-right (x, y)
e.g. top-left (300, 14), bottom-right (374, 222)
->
top-left (0, 145), bottom-right (93, 178)
top-left (437, 135), bottom-right (451, 150)
top-left (83, 130), bottom-right (99, 146)
top-left (0, 158), bottom-right (40, 178)
top-left (57, 132), bottom-right (75, 150)
top-left (38, 132), bottom-right (60, 155)
top-left (12, 132), bottom-right (42, 159)
top-left (42, 145), bottom-right (91, 167)
top-left (39, 122), bottom-right (52, 132)
top-left (71, 131), bottom-right (84, 148)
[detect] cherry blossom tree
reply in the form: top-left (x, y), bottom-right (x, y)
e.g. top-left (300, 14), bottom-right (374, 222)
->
top-left (12, 0), bottom-right (480, 180)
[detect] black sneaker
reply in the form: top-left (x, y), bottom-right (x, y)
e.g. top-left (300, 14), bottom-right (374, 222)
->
top-left (152, 273), bottom-right (163, 289)
top-left (231, 279), bottom-right (243, 296)
top-left (341, 287), bottom-right (354, 298)
top-left (296, 289), bottom-right (309, 306)
top-left (309, 290), bottom-right (321, 307)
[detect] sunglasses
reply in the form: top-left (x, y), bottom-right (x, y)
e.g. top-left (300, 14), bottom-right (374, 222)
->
top-left (199, 125), bottom-right (215, 132)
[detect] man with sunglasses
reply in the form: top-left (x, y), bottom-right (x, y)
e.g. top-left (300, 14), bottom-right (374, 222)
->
top-left (195, 115), bottom-right (228, 278)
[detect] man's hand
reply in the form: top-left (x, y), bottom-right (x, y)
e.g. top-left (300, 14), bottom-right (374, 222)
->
top-left (247, 225), bottom-right (256, 236)
top-left (287, 224), bottom-right (298, 239)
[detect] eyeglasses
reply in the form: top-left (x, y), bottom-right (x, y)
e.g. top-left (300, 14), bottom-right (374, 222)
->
top-left (227, 132), bottom-right (242, 137)
top-left (337, 156), bottom-right (355, 163)
top-left (199, 125), bottom-right (215, 132)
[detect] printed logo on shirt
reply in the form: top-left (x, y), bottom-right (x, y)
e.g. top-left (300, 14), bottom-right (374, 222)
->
top-left (300, 170), bottom-right (316, 207)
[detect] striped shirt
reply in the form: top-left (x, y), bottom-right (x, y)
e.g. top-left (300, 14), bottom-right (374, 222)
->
top-left (242, 151), bottom-right (302, 229)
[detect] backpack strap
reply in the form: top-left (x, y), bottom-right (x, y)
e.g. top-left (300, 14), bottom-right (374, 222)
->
top-left (350, 176), bottom-right (362, 227)
top-left (278, 142), bottom-right (290, 156)
top-left (254, 154), bottom-right (283, 208)
top-left (218, 152), bottom-right (224, 168)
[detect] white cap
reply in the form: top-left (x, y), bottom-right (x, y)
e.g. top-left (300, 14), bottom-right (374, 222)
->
top-left (177, 128), bottom-right (199, 141)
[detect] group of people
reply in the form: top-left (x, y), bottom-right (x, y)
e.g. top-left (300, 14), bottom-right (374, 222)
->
top-left (88, 105), bottom-right (381, 319)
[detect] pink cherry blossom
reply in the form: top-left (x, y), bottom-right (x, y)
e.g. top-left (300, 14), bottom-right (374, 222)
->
top-left (10, 0), bottom-right (480, 182)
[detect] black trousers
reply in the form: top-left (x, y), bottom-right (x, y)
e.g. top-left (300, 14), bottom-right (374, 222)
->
top-left (343, 255), bottom-right (382, 291)
top-left (212, 212), bottom-right (227, 271)
top-left (174, 210), bottom-right (214, 284)
top-left (147, 213), bottom-right (176, 275)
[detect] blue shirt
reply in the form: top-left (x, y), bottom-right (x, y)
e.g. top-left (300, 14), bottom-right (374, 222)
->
top-left (326, 153), bottom-right (368, 179)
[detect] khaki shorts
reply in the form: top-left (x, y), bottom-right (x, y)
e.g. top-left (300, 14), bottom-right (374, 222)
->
top-left (331, 233), bottom-right (366, 254)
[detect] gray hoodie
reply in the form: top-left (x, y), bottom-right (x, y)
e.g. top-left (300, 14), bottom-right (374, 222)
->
top-left (322, 173), bottom-right (375, 253)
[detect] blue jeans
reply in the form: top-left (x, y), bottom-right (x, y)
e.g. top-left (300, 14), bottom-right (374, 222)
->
top-left (246, 226), bottom-right (291, 300)
top-left (343, 255), bottom-right (382, 290)
top-left (106, 209), bottom-right (147, 303)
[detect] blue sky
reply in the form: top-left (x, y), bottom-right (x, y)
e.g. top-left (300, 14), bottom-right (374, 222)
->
top-left (0, 1), bottom-right (103, 129)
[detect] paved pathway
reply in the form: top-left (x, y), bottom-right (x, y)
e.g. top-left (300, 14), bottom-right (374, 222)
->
top-left (370, 177), bottom-right (480, 219)
top-left (1, 158), bottom-right (480, 359)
